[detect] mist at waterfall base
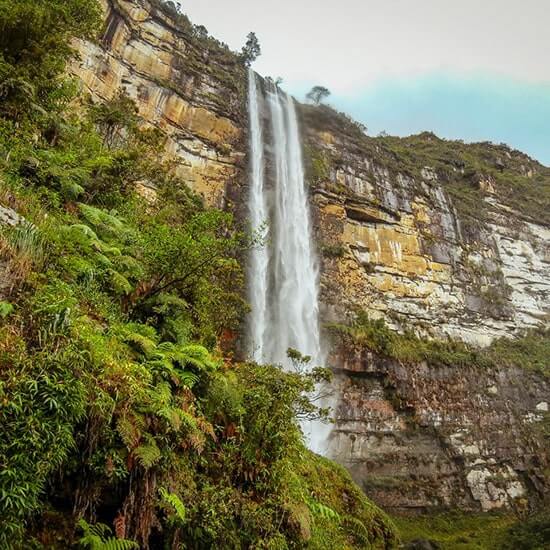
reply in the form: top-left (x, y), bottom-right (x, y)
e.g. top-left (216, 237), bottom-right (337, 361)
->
top-left (246, 70), bottom-right (333, 455)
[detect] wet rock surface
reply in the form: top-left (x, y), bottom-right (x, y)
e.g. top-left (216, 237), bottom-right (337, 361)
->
top-left (327, 344), bottom-right (550, 512)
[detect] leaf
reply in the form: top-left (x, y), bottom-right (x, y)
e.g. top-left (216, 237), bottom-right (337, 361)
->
top-left (0, 301), bottom-right (14, 318)
top-left (133, 435), bottom-right (161, 468)
top-left (159, 487), bottom-right (186, 525)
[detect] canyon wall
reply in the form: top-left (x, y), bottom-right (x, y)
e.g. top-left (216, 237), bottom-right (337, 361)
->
top-left (70, 0), bottom-right (248, 209)
top-left (327, 341), bottom-right (549, 513)
top-left (70, 0), bottom-right (550, 513)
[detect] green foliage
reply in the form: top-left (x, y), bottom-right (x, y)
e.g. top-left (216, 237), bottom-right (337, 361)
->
top-left (296, 454), bottom-right (398, 549)
top-left (0, 0), bottom-right (101, 121)
top-left (77, 519), bottom-right (139, 550)
top-left (240, 32), bottom-right (261, 66)
top-left (159, 487), bottom-right (186, 525)
top-left (484, 327), bottom-right (550, 377)
top-left (393, 511), bottom-right (516, 550)
top-left (0, 1), bottom-right (397, 548)
top-left (501, 509), bottom-right (550, 550)
top-left (306, 86), bottom-right (331, 105)
top-left (0, 300), bottom-right (13, 318)
top-left (330, 312), bottom-right (550, 376)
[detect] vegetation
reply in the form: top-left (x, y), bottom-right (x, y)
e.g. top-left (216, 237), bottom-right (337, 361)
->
top-left (0, 0), bottom-right (397, 548)
top-left (329, 313), bottom-right (550, 377)
top-left (301, 108), bottom-right (550, 228)
top-left (240, 32), bottom-right (261, 67)
top-left (394, 509), bottom-right (550, 550)
top-left (306, 86), bottom-right (331, 105)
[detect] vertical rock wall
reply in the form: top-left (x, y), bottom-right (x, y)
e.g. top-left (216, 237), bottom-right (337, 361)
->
top-left (70, 0), bottom-right (248, 208)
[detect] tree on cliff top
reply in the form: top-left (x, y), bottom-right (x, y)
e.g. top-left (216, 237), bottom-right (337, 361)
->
top-left (240, 32), bottom-right (261, 66)
top-left (307, 85), bottom-right (331, 105)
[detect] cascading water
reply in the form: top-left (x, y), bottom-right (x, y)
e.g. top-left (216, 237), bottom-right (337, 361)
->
top-left (247, 69), bottom-right (321, 369)
top-left (247, 69), bottom-right (269, 364)
top-left (247, 70), bottom-right (328, 452)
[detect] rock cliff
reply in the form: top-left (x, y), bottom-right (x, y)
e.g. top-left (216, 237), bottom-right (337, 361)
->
top-left (69, 0), bottom-right (550, 514)
top-left (70, 0), bottom-right (247, 209)
top-left (327, 339), bottom-right (549, 513)
top-left (301, 106), bottom-right (550, 347)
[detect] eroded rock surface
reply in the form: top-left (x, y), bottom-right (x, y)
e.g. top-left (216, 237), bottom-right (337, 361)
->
top-left (301, 114), bottom-right (550, 346)
top-left (70, 0), bottom-right (247, 208)
top-left (327, 344), bottom-right (550, 512)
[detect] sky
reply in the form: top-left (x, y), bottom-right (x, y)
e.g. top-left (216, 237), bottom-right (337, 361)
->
top-left (180, 0), bottom-right (550, 165)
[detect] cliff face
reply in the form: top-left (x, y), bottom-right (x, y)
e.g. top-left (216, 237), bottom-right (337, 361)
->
top-left (301, 106), bottom-right (550, 347)
top-left (70, 0), bottom-right (550, 514)
top-left (327, 342), bottom-right (549, 513)
top-left (70, 0), bottom-right (248, 209)
top-left (300, 106), bottom-right (550, 512)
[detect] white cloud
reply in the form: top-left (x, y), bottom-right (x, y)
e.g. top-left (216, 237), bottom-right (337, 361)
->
top-left (181, 0), bottom-right (550, 94)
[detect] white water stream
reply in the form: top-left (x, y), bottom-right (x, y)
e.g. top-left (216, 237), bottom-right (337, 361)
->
top-left (247, 70), bottom-right (321, 368)
top-left (247, 70), bottom-right (328, 452)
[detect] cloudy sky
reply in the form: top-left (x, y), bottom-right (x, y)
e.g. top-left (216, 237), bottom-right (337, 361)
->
top-left (181, 0), bottom-right (550, 164)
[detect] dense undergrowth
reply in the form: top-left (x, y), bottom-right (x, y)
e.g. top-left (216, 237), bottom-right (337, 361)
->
top-left (329, 312), bottom-right (550, 378)
top-left (394, 509), bottom-right (550, 550)
top-left (0, 0), bottom-right (398, 548)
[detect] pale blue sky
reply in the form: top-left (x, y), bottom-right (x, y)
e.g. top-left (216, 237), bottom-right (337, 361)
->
top-left (181, 0), bottom-right (550, 165)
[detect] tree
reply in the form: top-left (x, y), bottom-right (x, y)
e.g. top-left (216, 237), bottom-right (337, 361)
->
top-left (306, 85), bottom-right (331, 105)
top-left (240, 32), bottom-right (261, 67)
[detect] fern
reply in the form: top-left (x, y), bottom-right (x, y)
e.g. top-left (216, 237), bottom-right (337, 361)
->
top-left (119, 323), bottom-right (158, 358)
top-left (159, 488), bottom-right (186, 525)
top-left (78, 204), bottom-right (133, 242)
top-left (343, 515), bottom-right (371, 544)
top-left (305, 497), bottom-right (341, 522)
top-left (108, 269), bottom-right (133, 295)
top-left (116, 414), bottom-right (144, 449)
top-left (178, 370), bottom-right (200, 388)
top-left (133, 434), bottom-right (161, 468)
top-left (77, 519), bottom-right (139, 549)
top-left (175, 344), bottom-right (218, 372)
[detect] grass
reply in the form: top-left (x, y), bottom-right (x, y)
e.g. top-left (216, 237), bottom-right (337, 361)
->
top-left (394, 508), bottom-right (550, 550)
top-left (393, 511), bottom-right (515, 550)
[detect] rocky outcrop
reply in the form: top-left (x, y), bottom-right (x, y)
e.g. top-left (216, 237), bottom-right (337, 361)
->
top-left (301, 108), bottom-right (550, 347)
top-left (70, 0), bottom-right (247, 208)
top-left (327, 343), bottom-right (550, 513)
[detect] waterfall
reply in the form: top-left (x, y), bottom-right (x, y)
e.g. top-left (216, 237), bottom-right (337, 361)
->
top-left (247, 71), bottom-right (330, 452)
top-left (247, 69), bottom-right (322, 369)
top-left (247, 68), bottom-right (269, 363)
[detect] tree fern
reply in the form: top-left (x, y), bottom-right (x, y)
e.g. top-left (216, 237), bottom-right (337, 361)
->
top-left (175, 344), bottom-right (218, 372)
